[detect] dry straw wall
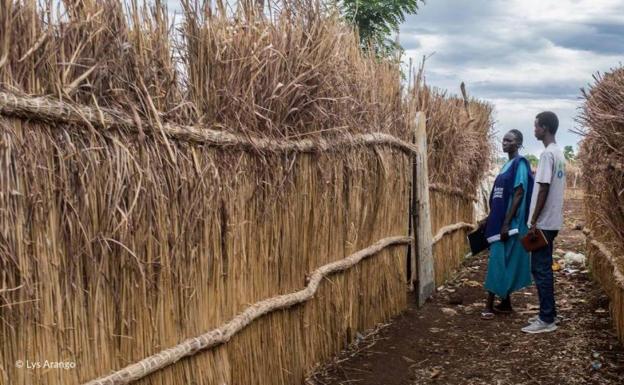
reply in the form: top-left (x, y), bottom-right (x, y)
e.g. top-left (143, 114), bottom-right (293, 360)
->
top-left (429, 189), bottom-right (475, 285)
top-left (0, 1), bottom-right (493, 384)
top-left (579, 66), bottom-right (624, 343)
top-left (0, 2), bottom-right (412, 384)
top-left (1, 118), bottom-right (411, 385)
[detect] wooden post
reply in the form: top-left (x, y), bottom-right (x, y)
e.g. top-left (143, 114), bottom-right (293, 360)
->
top-left (408, 129), bottom-right (417, 292)
top-left (411, 111), bottom-right (434, 306)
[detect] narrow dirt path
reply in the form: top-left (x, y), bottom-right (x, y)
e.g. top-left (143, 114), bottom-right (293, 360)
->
top-left (308, 193), bottom-right (624, 385)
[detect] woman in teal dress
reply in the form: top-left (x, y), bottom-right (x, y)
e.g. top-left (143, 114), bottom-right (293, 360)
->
top-left (481, 129), bottom-right (533, 320)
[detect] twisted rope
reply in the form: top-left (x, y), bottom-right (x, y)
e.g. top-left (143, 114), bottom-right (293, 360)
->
top-left (429, 183), bottom-right (477, 202)
top-left (0, 91), bottom-right (417, 155)
top-left (82, 236), bottom-right (411, 385)
top-left (432, 222), bottom-right (474, 245)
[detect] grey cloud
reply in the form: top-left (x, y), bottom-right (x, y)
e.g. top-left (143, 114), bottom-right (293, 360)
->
top-left (398, 1), bottom-right (623, 154)
top-left (437, 36), bottom-right (549, 66)
top-left (540, 22), bottom-right (624, 55)
top-left (401, 35), bottom-right (423, 51)
top-left (469, 81), bottom-right (583, 100)
top-left (400, 2), bottom-right (622, 102)
top-left (403, 29), bottom-right (552, 69)
top-left (402, 0), bottom-right (507, 33)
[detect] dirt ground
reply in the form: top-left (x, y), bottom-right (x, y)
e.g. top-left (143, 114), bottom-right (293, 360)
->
top-left (307, 192), bottom-right (624, 385)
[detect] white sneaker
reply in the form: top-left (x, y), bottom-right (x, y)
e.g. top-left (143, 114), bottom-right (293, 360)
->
top-left (527, 315), bottom-right (561, 324)
top-left (521, 319), bottom-right (558, 334)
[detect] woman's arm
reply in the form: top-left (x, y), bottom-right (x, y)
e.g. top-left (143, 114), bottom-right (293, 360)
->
top-left (500, 185), bottom-right (524, 242)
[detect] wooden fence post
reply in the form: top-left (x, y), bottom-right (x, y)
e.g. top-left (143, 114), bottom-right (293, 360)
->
top-left (411, 111), bottom-right (434, 306)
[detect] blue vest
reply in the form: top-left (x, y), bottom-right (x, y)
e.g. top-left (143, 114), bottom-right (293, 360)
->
top-left (485, 156), bottom-right (534, 243)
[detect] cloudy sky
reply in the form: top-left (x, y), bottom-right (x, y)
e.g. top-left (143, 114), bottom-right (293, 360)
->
top-left (400, 0), bottom-right (624, 156)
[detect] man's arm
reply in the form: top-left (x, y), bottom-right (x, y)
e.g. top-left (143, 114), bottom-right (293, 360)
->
top-left (500, 185), bottom-right (524, 241)
top-left (530, 150), bottom-right (554, 234)
top-left (529, 182), bottom-right (550, 234)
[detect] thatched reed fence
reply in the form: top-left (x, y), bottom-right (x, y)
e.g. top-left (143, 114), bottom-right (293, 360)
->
top-left (1, 103), bottom-right (413, 385)
top-left (429, 189), bottom-right (475, 285)
top-left (0, 2), bottom-right (493, 385)
top-left (585, 233), bottom-right (624, 343)
top-left (579, 66), bottom-right (624, 343)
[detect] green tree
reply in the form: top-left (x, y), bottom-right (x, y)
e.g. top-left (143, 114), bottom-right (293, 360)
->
top-left (525, 154), bottom-right (539, 169)
top-left (564, 145), bottom-right (576, 161)
top-left (340, 0), bottom-right (423, 57)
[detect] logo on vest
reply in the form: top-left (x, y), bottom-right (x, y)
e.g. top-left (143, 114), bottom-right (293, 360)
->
top-left (493, 186), bottom-right (504, 199)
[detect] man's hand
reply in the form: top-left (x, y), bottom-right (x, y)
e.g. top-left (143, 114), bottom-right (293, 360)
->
top-left (500, 223), bottom-right (510, 242)
top-left (528, 223), bottom-right (538, 238)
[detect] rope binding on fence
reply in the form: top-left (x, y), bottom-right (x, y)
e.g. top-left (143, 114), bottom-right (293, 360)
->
top-left (82, 236), bottom-right (411, 385)
top-left (0, 91), bottom-right (418, 156)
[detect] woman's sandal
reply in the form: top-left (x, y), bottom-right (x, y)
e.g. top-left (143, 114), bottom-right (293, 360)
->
top-left (481, 310), bottom-right (495, 320)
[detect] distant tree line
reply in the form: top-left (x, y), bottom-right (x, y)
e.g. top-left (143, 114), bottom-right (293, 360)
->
top-left (504, 145), bottom-right (576, 170)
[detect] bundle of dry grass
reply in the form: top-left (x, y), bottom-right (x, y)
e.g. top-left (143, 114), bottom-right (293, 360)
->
top-left (0, 0), bottom-right (408, 141)
top-left (411, 85), bottom-right (494, 194)
top-left (579, 67), bottom-right (624, 262)
top-left (0, 1), bottom-right (412, 385)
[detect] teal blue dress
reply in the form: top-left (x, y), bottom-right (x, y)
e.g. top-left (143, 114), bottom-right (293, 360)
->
top-left (484, 159), bottom-right (532, 298)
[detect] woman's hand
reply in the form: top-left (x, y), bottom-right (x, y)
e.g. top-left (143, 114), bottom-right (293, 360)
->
top-left (500, 223), bottom-right (510, 242)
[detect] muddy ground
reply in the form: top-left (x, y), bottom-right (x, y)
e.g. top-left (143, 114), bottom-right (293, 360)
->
top-left (307, 192), bottom-right (624, 385)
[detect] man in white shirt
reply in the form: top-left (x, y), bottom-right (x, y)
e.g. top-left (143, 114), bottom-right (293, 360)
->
top-left (522, 111), bottom-right (566, 334)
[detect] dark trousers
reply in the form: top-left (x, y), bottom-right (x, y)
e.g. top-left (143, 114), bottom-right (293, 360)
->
top-left (531, 230), bottom-right (559, 323)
